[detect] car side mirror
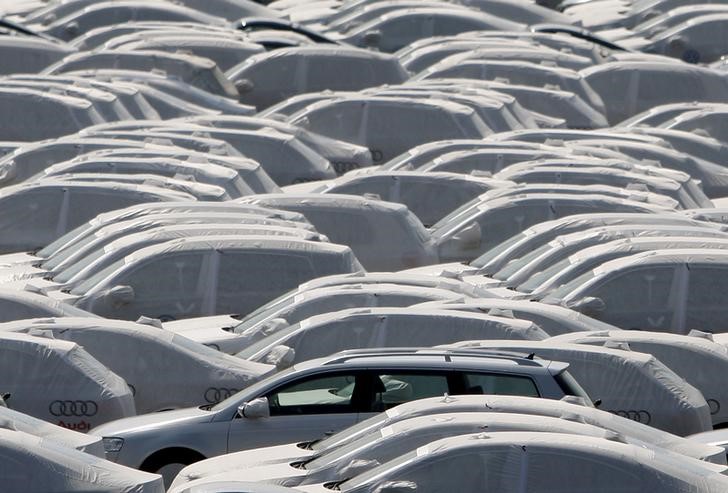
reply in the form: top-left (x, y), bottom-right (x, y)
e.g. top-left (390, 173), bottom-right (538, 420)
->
top-left (362, 30), bottom-right (382, 48)
top-left (448, 222), bottom-right (482, 252)
top-left (567, 296), bottom-right (605, 315)
top-left (238, 397), bottom-right (270, 419)
top-left (375, 481), bottom-right (418, 492)
top-left (104, 285), bottom-right (135, 308)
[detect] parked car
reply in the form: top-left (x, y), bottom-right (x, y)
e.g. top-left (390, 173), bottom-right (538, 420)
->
top-left (93, 348), bottom-right (584, 484)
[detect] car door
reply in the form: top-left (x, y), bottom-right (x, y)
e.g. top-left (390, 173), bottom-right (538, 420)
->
top-left (226, 371), bottom-right (365, 453)
top-left (355, 370), bottom-right (459, 423)
top-left (583, 264), bottom-right (686, 332)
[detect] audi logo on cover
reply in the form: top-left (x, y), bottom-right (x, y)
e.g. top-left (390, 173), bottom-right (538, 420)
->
top-left (204, 388), bottom-right (239, 403)
top-left (49, 400), bottom-right (98, 417)
top-left (611, 410), bottom-right (651, 424)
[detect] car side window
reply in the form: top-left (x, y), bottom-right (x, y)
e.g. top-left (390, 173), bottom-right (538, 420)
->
top-left (686, 266), bottom-right (728, 331)
top-left (370, 372), bottom-right (451, 411)
top-left (265, 373), bottom-right (361, 416)
top-left (526, 450), bottom-right (644, 492)
top-left (463, 372), bottom-right (540, 397)
top-left (591, 267), bottom-right (676, 310)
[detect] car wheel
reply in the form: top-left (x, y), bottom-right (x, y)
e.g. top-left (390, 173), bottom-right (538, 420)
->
top-left (140, 448), bottom-right (205, 488)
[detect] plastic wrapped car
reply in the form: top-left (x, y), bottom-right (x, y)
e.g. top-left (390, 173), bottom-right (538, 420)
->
top-left (0, 317), bottom-right (275, 413)
top-left (553, 329), bottom-right (728, 427)
top-left (239, 193), bottom-right (438, 270)
top-left (0, 331), bottom-right (136, 430)
top-left (0, 428), bottom-right (164, 492)
top-left (64, 235), bottom-right (362, 321)
top-left (227, 46), bottom-right (409, 109)
top-left (446, 340), bottom-right (713, 436)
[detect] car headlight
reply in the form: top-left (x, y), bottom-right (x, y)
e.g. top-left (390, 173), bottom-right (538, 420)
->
top-left (102, 437), bottom-right (124, 453)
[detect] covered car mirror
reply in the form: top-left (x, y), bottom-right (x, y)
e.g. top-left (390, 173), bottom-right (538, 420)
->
top-left (264, 344), bottom-right (296, 370)
top-left (104, 285), bottom-right (135, 308)
top-left (375, 481), bottom-right (418, 492)
top-left (363, 30), bottom-right (382, 48)
top-left (451, 222), bottom-right (482, 251)
top-left (567, 296), bottom-right (605, 316)
top-left (238, 397), bottom-right (270, 419)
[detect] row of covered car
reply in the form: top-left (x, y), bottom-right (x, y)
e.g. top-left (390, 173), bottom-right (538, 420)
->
top-left (3, 0), bottom-right (728, 491)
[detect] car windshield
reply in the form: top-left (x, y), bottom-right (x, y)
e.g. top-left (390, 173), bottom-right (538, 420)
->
top-left (305, 427), bottom-right (384, 470)
top-left (341, 449), bottom-right (419, 491)
top-left (37, 222), bottom-right (95, 259)
top-left (232, 290), bottom-right (298, 334)
top-left (235, 322), bottom-right (302, 360)
top-left (469, 232), bottom-right (526, 269)
top-left (312, 413), bottom-right (389, 452)
top-left (492, 242), bottom-right (553, 281)
top-left (517, 258), bottom-right (571, 293)
top-left (70, 258), bottom-right (125, 295)
top-left (209, 365), bottom-right (297, 412)
top-left (53, 248), bottom-right (106, 284)
top-left (545, 269), bottom-right (598, 300)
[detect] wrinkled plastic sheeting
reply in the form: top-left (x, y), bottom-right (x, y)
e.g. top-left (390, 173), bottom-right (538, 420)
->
top-left (446, 340), bottom-right (713, 436)
top-left (552, 330), bottom-right (728, 426)
top-left (417, 299), bottom-right (620, 336)
top-left (0, 429), bottom-right (163, 492)
top-left (581, 62), bottom-right (728, 125)
top-left (75, 236), bottom-right (363, 321)
top-left (227, 46), bottom-right (409, 109)
top-left (45, 49), bottom-right (239, 98)
top-left (242, 308), bottom-right (549, 365)
top-left (315, 171), bottom-right (519, 226)
top-left (0, 88), bottom-right (105, 141)
top-left (0, 294), bottom-right (94, 326)
top-left (365, 432), bottom-right (728, 492)
top-left (0, 318), bottom-right (275, 413)
top-left (0, 181), bottom-right (188, 254)
top-left (288, 96), bottom-right (492, 165)
top-left (240, 193), bottom-right (438, 271)
top-left (0, 405), bottom-right (104, 457)
top-left (0, 331), bottom-right (135, 431)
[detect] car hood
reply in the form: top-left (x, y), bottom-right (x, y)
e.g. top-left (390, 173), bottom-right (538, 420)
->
top-left (172, 462), bottom-right (306, 492)
top-left (172, 443), bottom-right (315, 489)
top-left (91, 406), bottom-right (215, 437)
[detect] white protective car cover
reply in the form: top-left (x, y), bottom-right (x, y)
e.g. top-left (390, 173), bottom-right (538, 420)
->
top-left (557, 249), bottom-right (728, 333)
top-left (445, 340), bottom-right (712, 435)
top-left (338, 431), bottom-right (728, 493)
top-left (0, 332), bottom-right (135, 431)
top-left (413, 58), bottom-right (605, 115)
top-left (44, 49), bottom-right (239, 99)
top-left (551, 330), bottom-right (728, 426)
top-left (414, 299), bottom-right (620, 335)
top-left (169, 412), bottom-right (663, 491)
top-left (0, 289), bottom-right (96, 322)
top-left (0, 180), bottom-right (190, 253)
top-left (181, 114), bottom-right (374, 173)
top-left (0, 405), bottom-right (104, 457)
top-left (432, 192), bottom-right (665, 263)
top-left (581, 61), bottom-right (728, 125)
top-left (227, 46), bottom-right (409, 109)
top-left (0, 37), bottom-right (76, 75)
top-left (73, 235), bottom-right (363, 320)
top-left (287, 96), bottom-right (492, 165)
top-left (38, 156), bottom-right (252, 199)
top-left (239, 193), bottom-right (438, 271)
top-left (0, 87), bottom-right (105, 141)
top-left (0, 428), bottom-right (163, 493)
top-left (317, 394), bottom-right (725, 464)
top-left (309, 171), bottom-right (506, 226)
top-left (167, 284), bottom-right (473, 353)
top-left (0, 318), bottom-right (275, 413)
top-left (238, 307), bottom-right (549, 366)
